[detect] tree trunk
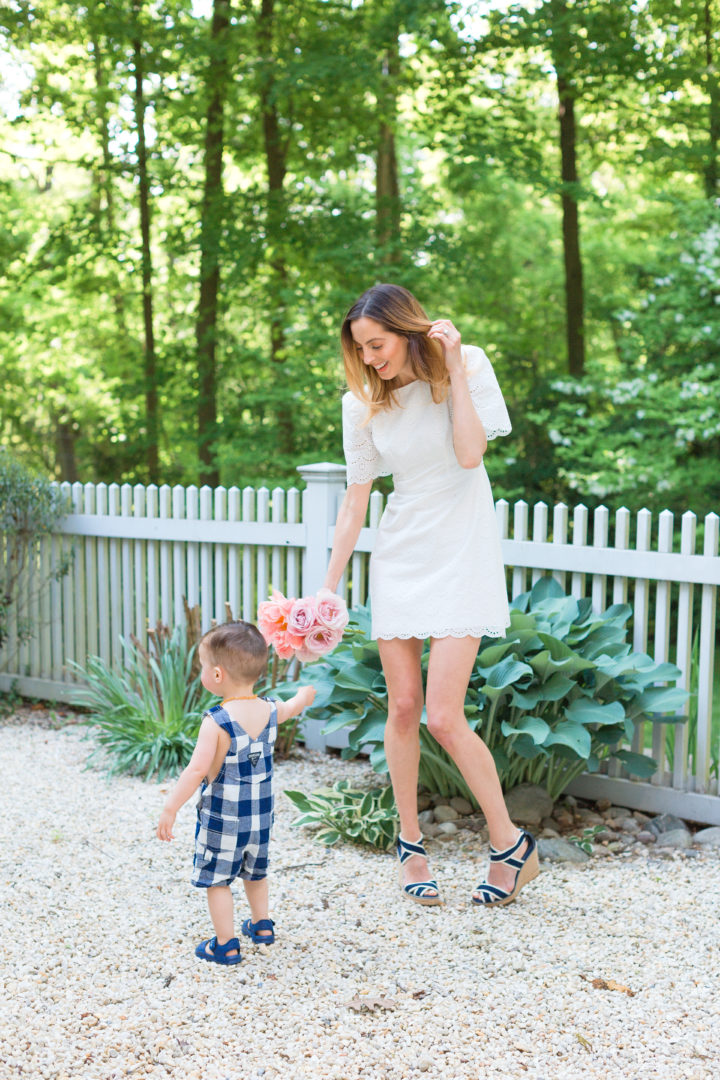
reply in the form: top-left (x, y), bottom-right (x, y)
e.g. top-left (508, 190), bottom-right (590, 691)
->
top-left (704, 0), bottom-right (720, 198)
top-left (131, 2), bottom-right (160, 483)
top-left (376, 39), bottom-right (401, 261)
top-left (196, 0), bottom-right (231, 487)
top-left (258, 0), bottom-right (294, 458)
top-left (557, 73), bottom-right (585, 377)
top-left (54, 418), bottom-right (78, 483)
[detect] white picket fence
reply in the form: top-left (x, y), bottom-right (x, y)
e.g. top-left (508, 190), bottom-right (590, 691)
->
top-left (2, 462), bottom-right (719, 822)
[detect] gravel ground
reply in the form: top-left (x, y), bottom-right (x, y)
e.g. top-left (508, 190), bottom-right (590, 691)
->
top-left (1, 712), bottom-right (719, 1080)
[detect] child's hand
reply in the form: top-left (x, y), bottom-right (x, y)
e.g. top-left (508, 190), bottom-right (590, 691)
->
top-left (157, 808), bottom-right (176, 842)
top-left (298, 685), bottom-right (316, 710)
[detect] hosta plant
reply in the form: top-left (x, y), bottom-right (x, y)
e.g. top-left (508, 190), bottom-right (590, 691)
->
top-left (284, 780), bottom-right (399, 850)
top-left (72, 625), bottom-right (213, 780)
top-left (294, 579), bottom-right (687, 802)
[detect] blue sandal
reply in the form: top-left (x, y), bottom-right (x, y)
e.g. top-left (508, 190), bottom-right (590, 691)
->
top-left (194, 936), bottom-right (242, 965)
top-left (241, 918), bottom-right (275, 945)
top-left (472, 829), bottom-right (539, 907)
top-left (396, 835), bottom-right (442, 906)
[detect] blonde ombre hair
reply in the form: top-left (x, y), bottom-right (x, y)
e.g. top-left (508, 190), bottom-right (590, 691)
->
top-left (341, 283), bottom-right (450, 418)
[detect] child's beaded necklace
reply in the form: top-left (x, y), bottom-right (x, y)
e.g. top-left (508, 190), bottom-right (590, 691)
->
top-left (221, 696), bottom-right (258, 704)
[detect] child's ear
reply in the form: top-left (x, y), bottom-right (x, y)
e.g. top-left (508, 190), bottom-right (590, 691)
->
top-left (212, 664), bottom-right (224, 684)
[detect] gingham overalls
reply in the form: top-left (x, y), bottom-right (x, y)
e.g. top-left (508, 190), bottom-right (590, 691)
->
top-left (191, 698), bottom-right (278, 887)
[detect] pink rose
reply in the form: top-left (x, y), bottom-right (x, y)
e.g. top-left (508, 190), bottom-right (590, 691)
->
top-left (258, 589), bottom-right (294, 644)
top-left (295, 623), bottom-right (342, 662)
top-left (287, 596), bottom-right (318, 638)
top-left (314, 588), bottom-right (349, 634)
top-left (272, 628), bottom-right (306, 660)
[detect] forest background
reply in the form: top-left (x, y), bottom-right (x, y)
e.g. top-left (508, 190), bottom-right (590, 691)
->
top-left (1, 0), bottom-right (719, 521)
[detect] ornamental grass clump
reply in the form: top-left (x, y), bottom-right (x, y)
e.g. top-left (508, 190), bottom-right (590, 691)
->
top-left (300, 578), bottom-right (688, 802)
top-left (72, 625), bottom-right (213, 780)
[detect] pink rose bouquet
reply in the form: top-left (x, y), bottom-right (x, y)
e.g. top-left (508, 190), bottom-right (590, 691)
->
top-left (257, 588), bottom-right (348, 662)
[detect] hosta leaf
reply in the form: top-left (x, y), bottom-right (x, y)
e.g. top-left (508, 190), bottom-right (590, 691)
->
top-left (283, 790), bottom-right (315, 812)
top-left (564, 698), bottom-right (625, 727)
top-left (478, 657), bottom-right (534, 689)
top-left (316, 829), bottom-right (341, 845)
top-left (536, 634), bottom-right (597, 674)
top-left (544, 721), bottom-right (592, 759)
top-left (334, 666), bottom-right (382, 692)
top-left (635, 686), bottom-right (689, 715)
top-left (501, 715), bottom-right (551, 744)
top-left (511, 673), bottom-right (576, 707)
top-left (529, 576), bottom-right (566, 603)
top-left (614, 750), bottom-right (657, 778)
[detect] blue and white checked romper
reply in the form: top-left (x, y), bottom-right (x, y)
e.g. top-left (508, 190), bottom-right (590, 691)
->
top-left (191, 698), bottom-right (278, 887)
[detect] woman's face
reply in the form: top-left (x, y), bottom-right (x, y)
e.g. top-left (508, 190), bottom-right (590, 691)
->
top-left (350, 317), bottom-right (414, 385)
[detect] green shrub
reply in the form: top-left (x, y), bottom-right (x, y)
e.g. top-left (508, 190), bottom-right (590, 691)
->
top-left (285, 780), bottom-right (398, 850)
top-left (293, 578), bottom-right (688, 802)
top-left (0, 450), bottom-right (71, 649)
top-left (71, 626), bottom-right (213, 779)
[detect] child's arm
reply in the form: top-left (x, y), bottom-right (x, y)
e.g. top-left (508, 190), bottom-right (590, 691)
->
top-left (156, 714), bottom-right (220, 841)
top-left (275, 684), bottom-right (316, 725)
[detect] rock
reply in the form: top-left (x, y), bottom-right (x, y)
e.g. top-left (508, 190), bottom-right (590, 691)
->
top-left (564, 794), bottom-right (578, 808)
top-left (540, 816), bottom-right (557, 830)
top-left (648, 813), bottom-right (688, 837)
top-left (418, 809), bottom-right (435, 827)
top-left (552, 810), bottom-right (574, 830)
top-left (693, 826), bottom-right (720, 848)
top-left (537, 837), bottom-right (590, 864)
top-left (430, 794), bottom-right (451, 807)
top-left (436, 821), bottom-right (458, 836)
top-left (504, 784), bottom-right (554, 826)
top-left (540, 827), bottom-right (560, 839)
top-left (596, 798), bottom-right (612, 812)
top-left (655, 827), bottom-right (693, 849)
top-left (575, 809), bottom-right (605, 825)
top-left (606, 805), bottom-right (631, 818)
top-left (463, 817), bottom-right (487, 834)
top-left (618, 817), bottom-right (640, 834)
top-left (433, 805), bottom-right (460, 823)
top-left (592, 846), bottom-right (613, 858)
top-left (421, 822), bottom-right (441, 838)
top-left (450, 797), bottom-right (474, 816)
top-left (416, 794), bottom-right (433, 812)
top-left (636, 831), bottom-right (656, 845)
top-left (633, 810), bottom-right (651, 824)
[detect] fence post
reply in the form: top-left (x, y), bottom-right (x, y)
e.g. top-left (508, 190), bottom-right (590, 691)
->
top-left (297, 462), bottom-right (348, 594)
top-left (296, 462), bottom-right (348, 750)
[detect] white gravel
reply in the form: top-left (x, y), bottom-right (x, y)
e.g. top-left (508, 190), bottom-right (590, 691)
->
top-left (1, 716), bottom-right (719, 1080)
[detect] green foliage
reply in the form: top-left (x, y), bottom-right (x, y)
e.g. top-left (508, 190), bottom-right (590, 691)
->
top-left (284, 780), bottom-right (398, 851)
top-left (567, 824), bottom-right (606, 854)
top-left (0, 450), bottom-right (71, 648)
top-left (303, 580), bottom-right (688, 802)
top-left (71, 627), bottom-right (213, 780)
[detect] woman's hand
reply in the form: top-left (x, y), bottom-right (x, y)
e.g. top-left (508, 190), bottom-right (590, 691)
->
top-left (428, 318), bottom-right (463, 376)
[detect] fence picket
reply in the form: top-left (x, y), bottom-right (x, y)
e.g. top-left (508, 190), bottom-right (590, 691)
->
top-left (227, 487), bottom-right (241, 618)
top-left (592, 506), bottom-right (609, 613)
top-left (651, 510), bottom-right (674, 784)
top-left (146, 486), bottom-right (159, 631)
top-left (612, 508), bottom-right (631, 606)
top-left (133, 485), bottom-right (147, 643)
top-left (531, 503), bottom-right (548, 587)
top-left (159, 485), bottom-right (172, 628)
top-left (108, 484), bottom-right (122, 670)
top-left (631, 509), bottom-right (652, 758)
top-left (214, 486), bottom-right (228, 625)
top-left (552, 503), bottom-right (568, 591)
top-left (571, 505), bottom-right (588, 599)
top-left (696, 514), bottom-right (719, 793)
top-left (172, 486), bottom-right (187, 631)
top-left (674, 512), bottom-right (696, 790)
top-left (96, 483), bottom-right (110, 665)
top-left (512, 501), bottom-right (528, 600)
top-left (286, 488), bottom-right (301, 599)
top-left (120, 484), bottom-right (133, 653)
top-left (242, 487), bottom-right (255, 620)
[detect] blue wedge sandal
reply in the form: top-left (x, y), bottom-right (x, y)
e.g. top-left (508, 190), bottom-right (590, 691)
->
top-left (396, 834), bottom-right (442, 906)
top-left (241, 918), bottom-right (275, 945)
top-left (472, 829), bottom-right (539, 907)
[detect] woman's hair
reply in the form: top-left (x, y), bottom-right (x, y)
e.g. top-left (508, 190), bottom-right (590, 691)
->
top-left (340, 283), bottom-right (449, 417)
top-left (200, 621), bottom-right (268, 683)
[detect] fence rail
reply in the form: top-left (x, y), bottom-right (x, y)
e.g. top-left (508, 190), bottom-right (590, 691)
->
top-left (2, 462), bottom-right (718, 822)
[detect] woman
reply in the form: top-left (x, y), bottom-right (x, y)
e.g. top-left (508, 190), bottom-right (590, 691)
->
top-left (322, 283), bottom-right (538, 907)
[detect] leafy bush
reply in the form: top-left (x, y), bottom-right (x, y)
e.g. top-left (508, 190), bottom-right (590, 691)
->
top-left (72, 626), bottom-right (213, 779)
top-left (296, 578), bottom-right (688, 802)
top-left (285, 780), bottom-right (398, 850)
top-left (0, 450), bottom-right (71, 649)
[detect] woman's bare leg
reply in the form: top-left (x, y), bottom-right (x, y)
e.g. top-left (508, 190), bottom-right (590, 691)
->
top-left (377, 636), bottom-right (435, 893)
top-left (425, 635), bottom-right (528, 898)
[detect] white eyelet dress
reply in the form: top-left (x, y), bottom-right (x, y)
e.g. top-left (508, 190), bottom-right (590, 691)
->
top-left (342, 345), bottom-right (512, 641)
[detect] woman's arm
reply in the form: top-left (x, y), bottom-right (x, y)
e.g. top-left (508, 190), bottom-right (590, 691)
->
top-left (428, 319), bottom-right (487, 469)
top-left (323, 480), bottom-right (373, 592)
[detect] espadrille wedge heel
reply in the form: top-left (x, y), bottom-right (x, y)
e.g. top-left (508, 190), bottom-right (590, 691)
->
top-left (472, 829), bottom-right (539, 907)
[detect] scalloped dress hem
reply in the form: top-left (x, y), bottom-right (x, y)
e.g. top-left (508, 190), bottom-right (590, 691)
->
top-left (373, 627), bottom-right (509, 641)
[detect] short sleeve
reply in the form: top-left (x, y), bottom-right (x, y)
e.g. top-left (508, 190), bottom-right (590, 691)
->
top-left (342, 392), bottom-right (389, 485)
top-left (461, 345), bottom-right (512, 440)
